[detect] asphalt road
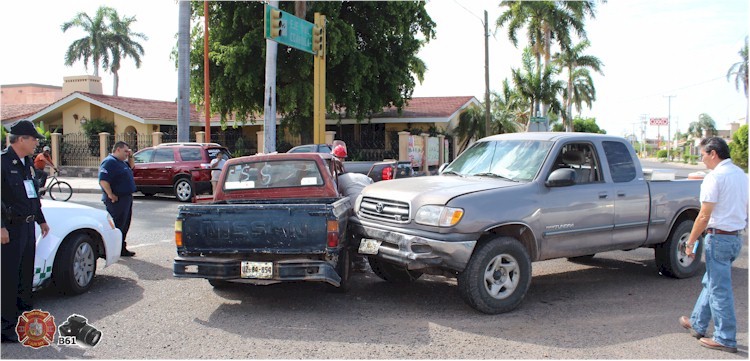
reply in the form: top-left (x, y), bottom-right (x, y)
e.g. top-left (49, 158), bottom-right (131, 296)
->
top-left (1, 193), bottom-right (747, 359)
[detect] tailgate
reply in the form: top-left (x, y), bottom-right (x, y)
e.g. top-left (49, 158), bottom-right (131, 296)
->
top-left (178, 203), bottom-right (331, 254)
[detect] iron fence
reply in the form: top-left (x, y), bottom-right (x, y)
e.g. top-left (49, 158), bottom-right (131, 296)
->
top-left (60, 133), bottom-right (100, 167)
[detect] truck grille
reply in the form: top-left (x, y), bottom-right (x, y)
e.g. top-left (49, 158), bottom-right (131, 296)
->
top-left (359, 197), bottom-right (410, 224)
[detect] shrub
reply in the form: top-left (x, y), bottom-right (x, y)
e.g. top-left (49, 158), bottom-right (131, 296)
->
top-left (730, 124), bottom-right (748, 172)
top-left (81, 118), bottom-right (115, 156)
top-left (656, 149), bottom-right (668, 159)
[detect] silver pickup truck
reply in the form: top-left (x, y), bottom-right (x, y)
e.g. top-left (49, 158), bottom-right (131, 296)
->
top-left (350, 132), bottom-right (701, 314)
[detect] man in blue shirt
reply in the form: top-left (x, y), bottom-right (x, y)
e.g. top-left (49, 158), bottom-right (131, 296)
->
top-left (99, 141), bottom-right (137, 257)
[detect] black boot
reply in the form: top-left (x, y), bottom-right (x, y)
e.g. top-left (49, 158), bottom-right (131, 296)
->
top-left (120, 243), bottom-right (135, 257)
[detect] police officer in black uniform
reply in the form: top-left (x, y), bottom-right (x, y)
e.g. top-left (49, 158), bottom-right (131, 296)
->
top-left (1, 120), bottom-right (50, 342)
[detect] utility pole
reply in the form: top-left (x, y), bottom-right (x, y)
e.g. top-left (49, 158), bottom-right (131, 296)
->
top-left (664, 95), bottom-right (676, 161)
top-left (263, 0), bottom-right (279, 153)
top-left (639, 114), bottom-right (648, 155)
top-left (484, 10), bottom-right (491, 137)
top-left (176, 1), bottom-right (190, 142)
top-left (203, 1), bottom-right (211, 142)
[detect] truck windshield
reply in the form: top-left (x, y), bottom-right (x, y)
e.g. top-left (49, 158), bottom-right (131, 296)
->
top-left (443, 140), bottom-right (553, 182)
top-left (223, 160), bottom-right (323, 190)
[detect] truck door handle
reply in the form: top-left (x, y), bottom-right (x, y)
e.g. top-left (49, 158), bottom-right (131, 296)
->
top-left (598, 192), bottom-right (608, 199)
top-left (617, 191), bottom-right (626, 197)
top-left (165, 166), bottom-right (172, 169)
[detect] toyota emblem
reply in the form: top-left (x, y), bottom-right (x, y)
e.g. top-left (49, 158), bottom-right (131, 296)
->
top-left (375, 202), bottom-right (384, 213)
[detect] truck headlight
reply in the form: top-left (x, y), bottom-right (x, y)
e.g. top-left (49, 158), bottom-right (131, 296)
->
top-left (415, 205), bottom-right (464, 227)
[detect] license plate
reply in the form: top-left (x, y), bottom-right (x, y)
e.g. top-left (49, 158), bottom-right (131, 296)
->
top-left (358, 238), bottom-right (382, 255)
top-left (241, 261), bottom-right (273, 279)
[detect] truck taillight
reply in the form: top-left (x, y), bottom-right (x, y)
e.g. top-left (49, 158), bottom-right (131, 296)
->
top-left (327, 220), bottom-right (339, 247)
top-left (175, 220), bottom-right (183, 247)
top-left (382, 166), bottom-right (393, 181)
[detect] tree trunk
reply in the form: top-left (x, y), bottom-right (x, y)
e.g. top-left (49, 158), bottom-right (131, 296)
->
top-left (112, 69), bottom-right (119, 96)
top-left (177, 1), bottom-right (191, 142)
top-left (566, 66), bottom-right (574, 132)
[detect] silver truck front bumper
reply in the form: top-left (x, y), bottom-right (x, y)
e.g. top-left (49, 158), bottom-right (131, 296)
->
top-left (350, 222), bottom-right (476, 272)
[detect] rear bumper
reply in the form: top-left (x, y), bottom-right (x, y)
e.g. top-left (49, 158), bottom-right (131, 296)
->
top-left (173, 256), bottom-right (342, 287)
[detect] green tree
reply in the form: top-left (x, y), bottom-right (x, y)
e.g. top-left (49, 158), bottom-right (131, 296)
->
top-left (730, 124), bottom-right (748, 171)
top-left (553, 116), bottom-right (606, 134)
top-left (105, 9), bottom-right (147, 96)
top-left (552, 40), bottom-right (603, 132)
top-left (496, 1), bottom-right (595, 117)
top-left (453, 106), bottom-right (486, 153)
top-left (510, 48), bottom-right (564, 130)
top-left (490, 79), bottom-right (526, 133)
top-left (62, 6), bottom-right (116, 77)
top-left (727, 36), bottom-right (748, 98)
top-left (189, 1), bottom-right (435, 132)
top-left (687, 113), bottom-right (718, 139)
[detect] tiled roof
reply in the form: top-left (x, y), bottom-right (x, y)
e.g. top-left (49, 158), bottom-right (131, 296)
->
top-left (3, 92), bottom-right (478, 123)
top-left (373, 96), bottom-right (477, 118)
top-left (81, 92), bottom-right (218, 122)
top-left (0, 103), bottom-right (50, 122)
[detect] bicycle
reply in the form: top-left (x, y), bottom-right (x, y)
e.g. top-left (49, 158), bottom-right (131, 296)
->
top-left (39, 171), bottom-right (73, 201)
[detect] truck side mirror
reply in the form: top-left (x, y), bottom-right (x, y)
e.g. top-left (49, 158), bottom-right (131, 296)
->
top-left (438, 163), bottom-right (449, 174)
top-left (545, 168), bottom-right (576, 187)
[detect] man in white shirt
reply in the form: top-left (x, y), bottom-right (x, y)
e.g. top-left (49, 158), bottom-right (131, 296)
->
top-left (679, 137), bottom-right (748, 353)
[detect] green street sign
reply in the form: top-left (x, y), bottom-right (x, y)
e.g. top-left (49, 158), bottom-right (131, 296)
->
top-left (530, 116), bottom-right (547, 123)
top-left (264, 4), bottom-right (315, 54)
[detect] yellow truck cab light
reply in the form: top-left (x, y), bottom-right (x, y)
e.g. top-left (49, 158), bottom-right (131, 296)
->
top-left (175, 220), bottom-right (183, 247)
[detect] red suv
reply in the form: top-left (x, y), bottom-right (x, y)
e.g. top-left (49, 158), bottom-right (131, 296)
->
top-left (132, 143), bottom-right (231, 202)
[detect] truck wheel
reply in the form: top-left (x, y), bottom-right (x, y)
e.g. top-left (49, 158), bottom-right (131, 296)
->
top-left (174, 178), bottom-right (194, 202)
top-left (208, 279), bottom-right (231, 289)
top-left (53, 233), bottom-right (97, 295)
top-left (329, 249), bottom-right (351, 293)
top-left (655, 219), bottom-right (702, 278)
top-left (458, 236), bottom-right (531, 314)
top-left (367, 257), bottom-right (422, 282)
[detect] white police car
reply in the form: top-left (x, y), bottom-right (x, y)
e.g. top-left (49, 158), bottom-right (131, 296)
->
top-left (33, 200), bottom-right (122, 294)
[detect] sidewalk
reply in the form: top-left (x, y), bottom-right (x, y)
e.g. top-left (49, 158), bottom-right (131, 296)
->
top-left (639, 157), bottom-right (709, 171)
top-left (56, 176), bottom-right (102, 194)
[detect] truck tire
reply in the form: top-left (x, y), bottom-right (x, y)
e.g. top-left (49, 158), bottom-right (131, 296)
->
top-left (53, 233), bottom-right (98, 295)
top-left (174, 178), bottom-right (194, 202)
top-left (367, 257), bottom-right (422, 282)
top-left (329, 249), bottom-right (351, 293)
top-left (655, 219), bottom-right (702, 278)
top-left (458, 236), bottom-right (531, 314)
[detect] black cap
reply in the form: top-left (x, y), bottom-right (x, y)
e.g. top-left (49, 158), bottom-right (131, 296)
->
top-left (10, 120), bottom-right (44, 139)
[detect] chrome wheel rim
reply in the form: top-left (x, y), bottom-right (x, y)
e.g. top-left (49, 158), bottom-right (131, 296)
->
top-left (483, 253), bottom-right (520, 300)
top-left (677, 232), bottom-right (696, 267)
top-left (73, 242), bottom-right (95, 287)
top-left (176, 181), bottom-right (191, 200)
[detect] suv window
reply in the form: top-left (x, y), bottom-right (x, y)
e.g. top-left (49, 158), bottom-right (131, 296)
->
top-left (134, 149), bottom-right (153, 164)
top-left (153, 148), bottom-right (175, 163)
top-left (603, 141), bottom-right (636, 183)
top-left (319, 145), bottom-right (332, 153)
top-left (289, 145), bottom-right (313, 153)
top-left (179, 148), bottom-right (202, 161)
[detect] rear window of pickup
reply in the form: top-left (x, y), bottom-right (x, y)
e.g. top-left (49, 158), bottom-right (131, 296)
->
top-left (223, 159), bottom-right (324, 190)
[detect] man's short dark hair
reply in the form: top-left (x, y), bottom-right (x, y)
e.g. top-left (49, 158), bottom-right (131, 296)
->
top-left (112, 141), bottom-right (130, 153)
top-left (700, 137), bottom-right (730, 160)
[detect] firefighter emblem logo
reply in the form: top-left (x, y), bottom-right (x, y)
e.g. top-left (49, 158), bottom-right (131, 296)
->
top-left (15, 309), bottom-right (56, 348)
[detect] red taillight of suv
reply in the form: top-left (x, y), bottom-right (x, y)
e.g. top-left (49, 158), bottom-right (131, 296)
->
top-left (381, 166), bottom-right (394, 181)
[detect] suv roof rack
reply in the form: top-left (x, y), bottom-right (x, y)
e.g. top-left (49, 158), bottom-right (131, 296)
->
top-left (158, 142), bottom-right (222, 147)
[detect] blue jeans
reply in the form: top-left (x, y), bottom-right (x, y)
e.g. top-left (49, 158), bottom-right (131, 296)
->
top-left (689, 233), bottom-right (742, 348)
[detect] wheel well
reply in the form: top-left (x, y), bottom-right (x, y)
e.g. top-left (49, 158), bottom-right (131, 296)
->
top-left (673, 208), bottom-right (698, 228)
top-left (61, 229), bottom-right (106, 261)
top-left (173, 173), bottom-right (192, 185)
top-left (478, 224), bottom-right (538, 261)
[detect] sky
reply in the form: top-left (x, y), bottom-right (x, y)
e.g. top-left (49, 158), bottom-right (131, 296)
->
top-left (1, 0), bottom-right (747, 141)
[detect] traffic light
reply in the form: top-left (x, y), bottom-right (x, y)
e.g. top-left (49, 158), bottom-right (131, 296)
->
top-left (270, 9), bottom-right (283, 38)
top-left (312, 25), bottom-right (324, 56)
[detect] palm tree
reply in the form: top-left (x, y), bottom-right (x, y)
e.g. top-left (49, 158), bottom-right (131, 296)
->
top-left (491, 79), bottom-right (526, 133)
top-left (511, 48), bottom-right (564, 130)
top-left (177, 1), bottom-right (191, 142)
top-left (687, 113), bottom-right (718, 139)
top-left (497, 1), bottom-right (594, 117)
top-left (62, 6), bottom-right (116, 77)
top-left (105, 10), bottom-right (147, 96)
top-left (453, 106), bottom-right (486, 153)
top-left (553, 40), bottom-right (603, 131)
top-left (727, 36), bottom-right (749, 98)
top-left (568, 68), bottom-right (597, 118)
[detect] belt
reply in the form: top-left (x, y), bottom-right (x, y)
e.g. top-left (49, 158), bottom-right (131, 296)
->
top-left (706, 228), bottom-right (740, 236)
top-left (8, 215), bottom-right (35, 224)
